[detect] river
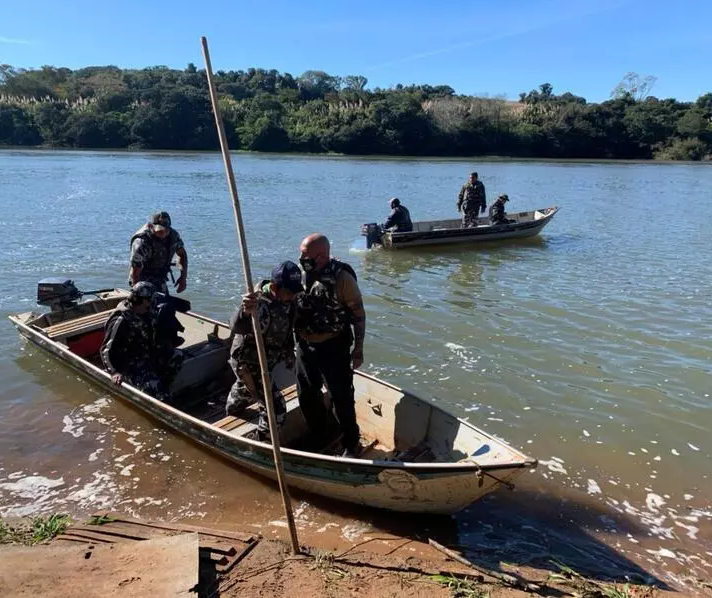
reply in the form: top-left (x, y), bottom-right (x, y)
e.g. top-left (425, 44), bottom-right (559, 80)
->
top-left (0, 150), bottom-right (710, 590)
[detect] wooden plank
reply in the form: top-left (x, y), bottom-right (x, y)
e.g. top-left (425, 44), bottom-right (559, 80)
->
top-left (45, 310), bottom-right (110, 332)
top-left (65, 524), bottom-right (158, 542)
top-left (57, 530), bottom-right (118, 544)
top-left (46, 311), bottom-right (113, 339)
top-left (89, 512), bottom-right (257, 543)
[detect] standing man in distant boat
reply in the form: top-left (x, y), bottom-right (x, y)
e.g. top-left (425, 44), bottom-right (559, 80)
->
top-left (225, 261), bottom-right (304, 442)
top-left (457, 172), bottom-right (487, 228)
top-left (128, 211), bottom-right (188, 295)
top-left (382, 197), bottom-right (413, 232)
top-left (296, 233), bottom-right (366, 458)
top-left (489, 194), bottom-right (515, 225)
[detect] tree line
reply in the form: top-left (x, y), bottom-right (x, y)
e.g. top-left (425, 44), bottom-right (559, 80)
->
top-left (1, 64), bottom-right (710, 160)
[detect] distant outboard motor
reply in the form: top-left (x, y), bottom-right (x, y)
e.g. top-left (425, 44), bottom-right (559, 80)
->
top-left (37, 278), bottom-right (82, 310)
top-left (361, 223), bottom-right (384, 249)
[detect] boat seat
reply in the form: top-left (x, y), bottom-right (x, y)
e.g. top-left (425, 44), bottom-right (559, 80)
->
top-left (45, 310), bottom-right (112, 340)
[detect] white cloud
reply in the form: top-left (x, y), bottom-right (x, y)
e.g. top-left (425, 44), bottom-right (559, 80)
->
top-left (0, 36), bottom-right (35, 45)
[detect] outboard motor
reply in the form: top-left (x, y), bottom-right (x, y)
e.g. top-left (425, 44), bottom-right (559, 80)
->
top-left (360, 223), bottom-right (383, 249)
top-left (37, 278), bottom-right (82, 310)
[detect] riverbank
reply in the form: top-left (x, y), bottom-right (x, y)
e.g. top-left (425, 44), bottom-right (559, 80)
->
top-left (1, 512), bottom-right (702, 598)
top-left (1, 145), bottom-right (712, 165)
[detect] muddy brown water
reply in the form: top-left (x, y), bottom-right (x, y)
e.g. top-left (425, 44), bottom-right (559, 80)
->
top-left (0, 150), bottom-right (710, 591)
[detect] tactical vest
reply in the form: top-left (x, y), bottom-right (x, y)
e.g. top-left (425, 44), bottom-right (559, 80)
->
top-left (296, 260), bottom-right (356, 337)
top-left (129, 225), bottom-right (180, 282)
top-left (233, 282), bottom-right (295, 365)
top-left (461, 182), bottom-right (484, 212)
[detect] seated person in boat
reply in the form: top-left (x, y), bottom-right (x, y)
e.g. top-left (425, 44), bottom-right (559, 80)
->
top-left (226, 261), bottom-right (304, 442)
top-left (296, 233), bottom-right (365, 458)
top-left (457, 172), bottom-right (487, 228)
top-left (489, 194), bottom-right (515, 225)
top-left (128, 211), bottom-right (188, 295)
top-left (100, 282), bottom-right (183, 403)
top-left (382, 197), bottom-right (413, 233)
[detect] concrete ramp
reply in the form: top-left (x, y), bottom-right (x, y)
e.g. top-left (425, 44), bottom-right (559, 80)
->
top-left (0, 532), bottom-right (199, 597)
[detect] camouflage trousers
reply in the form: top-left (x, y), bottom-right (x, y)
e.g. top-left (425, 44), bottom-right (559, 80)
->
top-left (126, 366), bottom-right (171, 402)
top-left (462, 209), bottom-right (481, 228)
top-left (126, 349), bottom-right (183, 403)
top-left (154, 345), bottom-right (185, 387)
top-left (226, 358), bottom-right (286, 434)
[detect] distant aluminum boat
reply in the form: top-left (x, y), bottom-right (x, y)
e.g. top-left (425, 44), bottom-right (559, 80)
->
top-left (362, 206), bottom-right (559, 249)
top-left (9, 282), bottom-right (537, 514)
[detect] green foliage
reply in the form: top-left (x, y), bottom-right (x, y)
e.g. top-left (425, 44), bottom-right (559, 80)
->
top-left (430, 574), bottom-right (488, 598)
top-left (0, 514), bottom-right (70, 545)
top-left (0, 64), bottom-right (710, 160)
top-left (86, 514), bottom-right (116, 525)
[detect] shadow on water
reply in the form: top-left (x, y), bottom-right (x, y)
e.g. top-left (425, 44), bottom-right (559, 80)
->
top-left (296, 486), bottom-right (669, 589)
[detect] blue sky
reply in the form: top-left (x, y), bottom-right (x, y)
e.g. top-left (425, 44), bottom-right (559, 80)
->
top-left (1, 0), bottom-right (710, 102)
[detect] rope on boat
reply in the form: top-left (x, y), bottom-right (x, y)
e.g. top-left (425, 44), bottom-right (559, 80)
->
top-left (467, 460), bottom-right (516, 491)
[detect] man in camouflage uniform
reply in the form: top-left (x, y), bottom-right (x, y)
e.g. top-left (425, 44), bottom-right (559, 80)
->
top-left (128, 211), bottom-right (188, 295)
top-left (226, 261), bottom-right (304, 442)
top-left (457, 172), bottom-right (487, 228)
top-left (100, 282), bottom-right (182, 402)
top-left (489, 194), bottom-right (515, 225)
top-left (296, 233), bottom-right (366, 458)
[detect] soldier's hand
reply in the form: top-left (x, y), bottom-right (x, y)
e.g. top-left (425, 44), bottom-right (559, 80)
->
top-left (351, 347), bottom-right (364, 370)
top-left (175, 274), bottom-right (187, 293)
top-left (241, 292), bottom-right (259, 315)
top-left (111, 373), bottom-right (124, 386)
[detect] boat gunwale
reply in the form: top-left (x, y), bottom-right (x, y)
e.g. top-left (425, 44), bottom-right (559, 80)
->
top-left (8, 311), bottom-right (537, 473)
top-left (391, 205), bottom-right (559, 237)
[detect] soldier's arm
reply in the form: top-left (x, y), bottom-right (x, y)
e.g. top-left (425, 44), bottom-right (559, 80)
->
top-left (175, 247), bottom-right (188, 277)
top-left (228, 306), bottom-right (253, 335)
top-left (481, 183), bottom-right (487, 211)
top-left (337, 272), bottom-right (366, 355)
top-left (173, 232), bottom-right (188, 292)
top-left (100, 317), bottom-right (127, 375)
top-left (128, 238), bottom-right (147, 286)
top-left (457, 185), bottom-right (465, 211)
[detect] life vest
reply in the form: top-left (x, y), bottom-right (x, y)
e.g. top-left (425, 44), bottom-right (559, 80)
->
top-left (129, 225), bottom-right (180, 282)
top-left (296, 259), bottom-right (357, 337)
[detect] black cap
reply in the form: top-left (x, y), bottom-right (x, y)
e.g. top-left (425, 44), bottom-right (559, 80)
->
top-left (149, 211), bottom-right (172, 230)
top-left (389, 197), bottom-right (400, 207)
top-left (499, 194), bottom-right (509, 202)
top-left (271, 261), bottom-right (304, 294)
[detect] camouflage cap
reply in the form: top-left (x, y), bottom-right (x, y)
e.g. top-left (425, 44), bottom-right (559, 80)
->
top-left (131, 281), bottom-right (157, 300)
top-left (149, 211), bottom-right (172, 231)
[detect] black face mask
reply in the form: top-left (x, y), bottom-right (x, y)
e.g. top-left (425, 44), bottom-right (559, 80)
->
top-left (300, 257), bottom-right (317, 273)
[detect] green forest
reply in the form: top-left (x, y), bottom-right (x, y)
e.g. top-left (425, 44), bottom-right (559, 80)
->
top-left (1, 64), bottom-right (711, 160)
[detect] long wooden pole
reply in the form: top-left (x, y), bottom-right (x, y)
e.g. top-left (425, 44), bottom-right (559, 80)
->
top-left (200, 36), bottom-right (300, 554)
